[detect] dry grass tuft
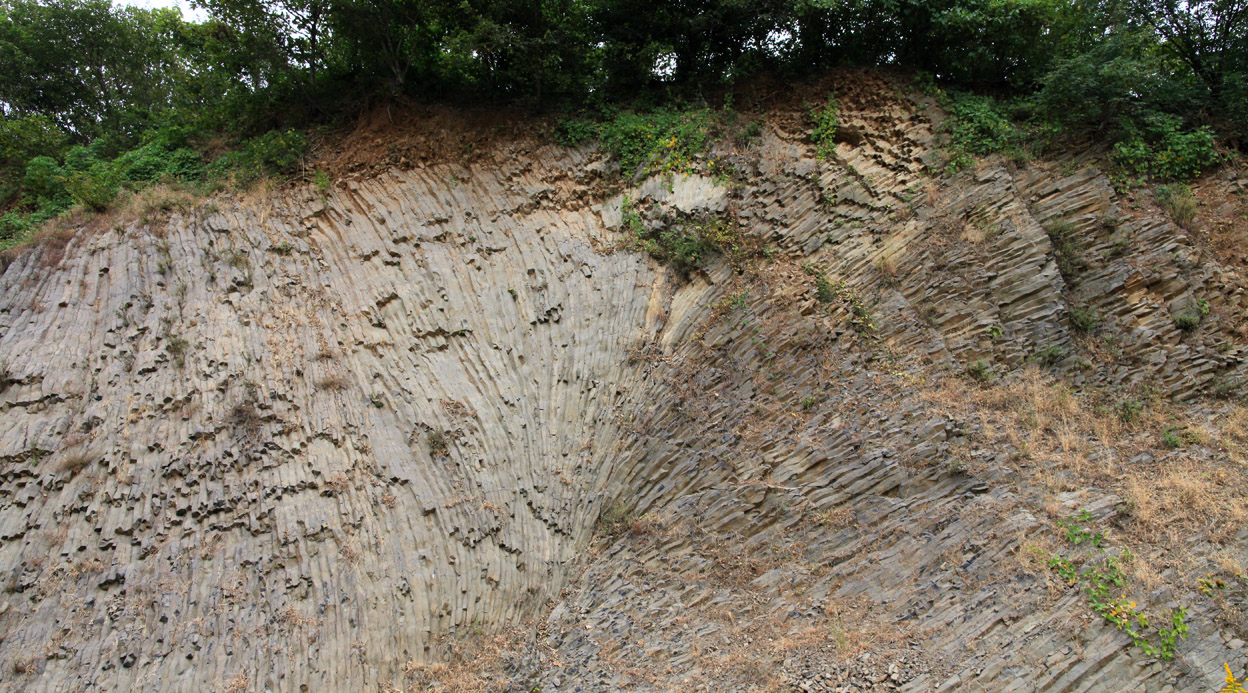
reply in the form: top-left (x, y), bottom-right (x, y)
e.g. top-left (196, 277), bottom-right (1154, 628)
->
top-left (221, 673), bottom-right (250, 693)
top-left (924, 369), bottom-right (1248, 546)
top-left (55, 431), bottom-right (93, 476)
top-left (876, 253), bottom-right (899, 286)
top-left (398, 623), bottom-right (536, 693)
top-left (317, 373), bottom-right (350, 392)
top-left (11, 655), bottom-right (40, 676)
top-left (228, 398), bottom-right (263, 441)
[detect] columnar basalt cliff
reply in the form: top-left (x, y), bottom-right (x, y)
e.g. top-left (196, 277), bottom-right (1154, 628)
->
top-left (1, 73), bottom-right (1246, 692)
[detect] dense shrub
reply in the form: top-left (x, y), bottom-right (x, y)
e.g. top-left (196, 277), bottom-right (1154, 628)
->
top-left (22, 156), bottom-right (67, 201)
top-left (939, 91), bottom-right (1048, 171)
top-left (597, 107), bottom-right (718, 180)
top-left (61, 163), bottom-right (121, 211)
top-left (114, 140), bottom-right (205, 183)
top-left (1111, 114), bottom-right (1220, 182)
top-left (242, 129), bottom-right (308, 175)
top-left (809, 95), bottom-right (839, 160)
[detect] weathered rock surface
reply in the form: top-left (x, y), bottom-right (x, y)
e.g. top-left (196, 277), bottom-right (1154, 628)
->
top-left (0, 72), bottom-right (1245, 691)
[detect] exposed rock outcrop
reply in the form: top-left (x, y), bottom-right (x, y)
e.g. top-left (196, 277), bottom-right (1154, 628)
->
top-left (1, 72), bottom-right (1245, 692)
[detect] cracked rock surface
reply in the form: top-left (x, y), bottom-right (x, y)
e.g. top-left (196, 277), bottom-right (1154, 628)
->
top-left (1, 73), bottom-right (1246, 691)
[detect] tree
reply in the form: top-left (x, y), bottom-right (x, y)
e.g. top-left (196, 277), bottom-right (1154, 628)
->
top-left (1128, 0), bottom-right (1248, 102)
top-left (0, 0), bottom-right (190, 142)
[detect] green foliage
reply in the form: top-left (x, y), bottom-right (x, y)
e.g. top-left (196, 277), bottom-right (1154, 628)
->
top-left (22, 156), bottom-right (68, 201)
top-left (114, 138), bottom-right (205, 183)
top-left (809, 94), bottom-right (839, 161)
top-left (164, 331), bottom-right (189, 368)
top-left (241, 129), bottom-right (309, 177)
top-left (61, 163), bottom-right (121, 212)
top-left (630, 217), bottom-right (738, 276)
top-left (1056, 509), bottom-right (1104, 546)
top-left (1070, 307), bottom-right (1099, 333)
top-left (1046, 512), bottom-right (1189, 660)
top-left (1117, 399), bottom-right (1145, 424)
top-left (1111, 114), bottom-right (1220, 183)
top-left (0, 202), bottom-right (66, 249)
top-left (597, 106), bottom-right (718, 181)
top-left (1173, 307), bottom-right (1203, 332)
top-left (597, 499), bottom-right (632, 536)
top-left (554, 118), bottom-right (601, 147)
top-left (965, 358), bottom-right (994, 384)
top-left (313, 170), bottom-right (332, 194)
top-left (802, 264), bottom-right (875, 334)
top-left (0, 0), bottom-right (193, 143)
top-left (945, 92), bottom-right (1021, 155)
top-left (736, 119), bottom-right (763, 146)
top-left (1030, 344), bottom-right (1066, 367)
top-left (1155, 184), bottom-right (1198, 229)
top-left (804, 263), bottom-right (836, 304)
top-left (940, 92), bottom-right (1043, 171)
top-left (0, 0), bottom-right (1244, 262)
top-left (0, 114), bottom-right (69, 180)
top-left (1044, 218), bottom-right (1085, 280)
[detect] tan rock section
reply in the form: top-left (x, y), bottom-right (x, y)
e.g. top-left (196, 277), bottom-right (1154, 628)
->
top-left (0, 73), bottom-right (1244, 691)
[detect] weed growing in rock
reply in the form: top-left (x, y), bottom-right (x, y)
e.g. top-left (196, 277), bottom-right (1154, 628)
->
top-left (1209, 375), bottom-right (1244, 400)
top-left (1029, 344), bottom-right (1065, 367)
top-left (597, 499), bottom-right (632, 536)
top-left (965, 359), bottom-right (994, 384)
top-left (1044, 218), bottom-right (1085, 280)
top-left (803, 263), bottom-right (836, 304)
top-left (317, 374), bottom-right (349, 392)
top-left (1056, 509), bottom-right (1103, 546)
top-left (1156, 184), bottom-right (1198, 230)
top-left (1045, 511), bottom-right (1189, 660)
top-left (802, 264), bottom-right (875, 333)
top-left (57, 444), bottom-right (93, 476)
top-left (164, 330), bottom-right (189, 368)
top-left (313, 170), bottom-right (332, 194)
top-left (809, 94), bottom-right (839, 161)
top-left (428, 430), bottom-right (449, 457)
top-left (735, 118), bottom-right (764, 147)
top-left (1069, 307), bottom-right (1099, 333)
top-left (622, 196), bottom-right (752, 276)
top-left (1222, 665), bottom-right (1248, 693)
top-left (1117, 398), bottom-right (1145, 424)
top-left (1160, 427), bottom-right (1197, 449)
top-left (876, 255), bottom-right (899, 286)
top-left (716, 289), bottom-right (748, 316)
top-left (1173, 308), bottom-right (1202, 332)
top-left (229, 397), bottom-right (262, 443)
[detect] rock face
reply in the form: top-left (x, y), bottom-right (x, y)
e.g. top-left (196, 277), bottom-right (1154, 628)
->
top-left (0, 72), bottom-right (1245, 692)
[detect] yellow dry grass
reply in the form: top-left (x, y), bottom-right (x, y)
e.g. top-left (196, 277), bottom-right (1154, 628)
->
top-left (924, 369), bottom-right (1248, 547)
